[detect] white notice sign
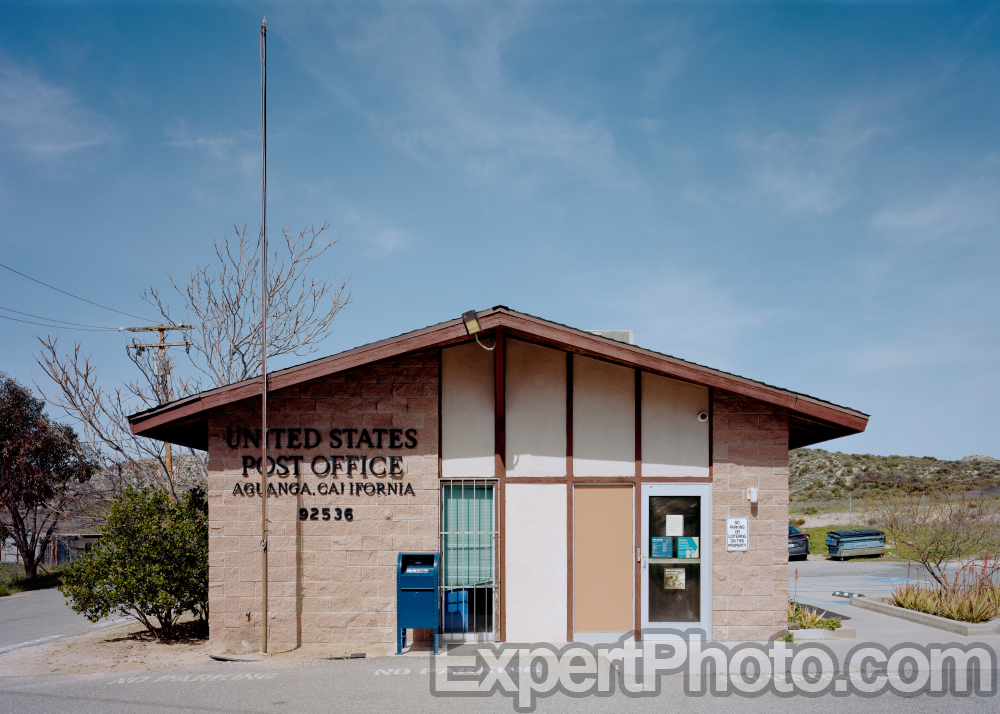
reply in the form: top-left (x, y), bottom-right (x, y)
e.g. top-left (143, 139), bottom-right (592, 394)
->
top-left (665, 515), bottom-right (684, 537)
top-left (726, 517), bottom-right (749, 551)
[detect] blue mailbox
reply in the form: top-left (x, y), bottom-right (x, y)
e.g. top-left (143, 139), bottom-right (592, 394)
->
top-left (396, 552), bottom-right (439, 655)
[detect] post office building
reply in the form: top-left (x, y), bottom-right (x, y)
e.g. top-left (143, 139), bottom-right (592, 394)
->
top-left (129, 306), bottom-right (867, 648)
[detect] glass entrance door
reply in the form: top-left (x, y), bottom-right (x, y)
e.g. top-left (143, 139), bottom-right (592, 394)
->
top-left (640, 483), bottom-right (712, 639)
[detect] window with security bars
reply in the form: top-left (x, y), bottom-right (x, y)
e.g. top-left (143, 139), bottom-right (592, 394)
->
top-left (440, 480), bottom-right (497, 641)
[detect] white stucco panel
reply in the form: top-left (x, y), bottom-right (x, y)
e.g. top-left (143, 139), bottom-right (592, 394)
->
top-left (506, 340), bottom-right (566, 477)
top-left (442, 342), bottom-right (495, 477)
top-left (641, 373), bottom-right (709, 476)
top-left (573, 355), bottom-right (635, 477)
top-left (504, 483), bottom-right (568, 642)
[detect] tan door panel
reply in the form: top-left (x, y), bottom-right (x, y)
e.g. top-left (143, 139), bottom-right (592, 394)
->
top-left (574, 485), bottom-right (633, 633)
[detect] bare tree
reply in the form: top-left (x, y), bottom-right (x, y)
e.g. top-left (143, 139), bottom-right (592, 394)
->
top-left (35, 339), bottom-right (199, 502)
top-left (144, 222), bottom-right (351, 390)
top-left (869, 492), bottom-right (1000, 587)
top-left (35, 222), bottom-right (350, 504)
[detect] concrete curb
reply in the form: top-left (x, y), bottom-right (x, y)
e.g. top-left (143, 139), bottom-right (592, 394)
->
top-left (851, 597), bottom-right (1000, 636)
top-left (792, 627), bottom-right (856, 641)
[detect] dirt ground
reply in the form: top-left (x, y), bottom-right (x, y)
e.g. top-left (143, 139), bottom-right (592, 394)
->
top-left (0, 617), bottom-right (394, 677)
top-left (794, 509), bottom-right (871, 528)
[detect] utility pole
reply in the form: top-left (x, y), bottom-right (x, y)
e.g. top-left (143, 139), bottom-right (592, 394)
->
top-left (259, 16), bottom-right (270, 656)
top-left (123, 324), bottom-right (193, 495)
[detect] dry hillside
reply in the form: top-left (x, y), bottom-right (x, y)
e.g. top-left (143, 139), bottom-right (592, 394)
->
top-left (789, 448), bottom-right (1000, 503)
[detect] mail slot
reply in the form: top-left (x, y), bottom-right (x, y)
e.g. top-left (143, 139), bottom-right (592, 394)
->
top-left (396, 552), bottom-right (439, 654)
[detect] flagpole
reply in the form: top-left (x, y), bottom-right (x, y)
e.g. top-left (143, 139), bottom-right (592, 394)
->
top-left (259, 16), bottom-right (269, 656)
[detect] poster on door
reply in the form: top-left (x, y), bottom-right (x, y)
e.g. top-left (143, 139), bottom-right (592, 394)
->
top-left (663, 568), bottom-right (686, 590)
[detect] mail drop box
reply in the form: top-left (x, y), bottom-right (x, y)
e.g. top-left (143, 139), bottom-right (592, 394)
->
top-left (396, 552), bottom-right (439, 654)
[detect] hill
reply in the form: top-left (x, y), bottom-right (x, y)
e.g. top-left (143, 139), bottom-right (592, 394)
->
top-left (788, 448), bottom-right (1000, 503)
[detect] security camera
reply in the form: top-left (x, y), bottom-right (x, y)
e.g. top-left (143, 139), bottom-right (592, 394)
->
top-left (697, 412), bottom-right (709, 422)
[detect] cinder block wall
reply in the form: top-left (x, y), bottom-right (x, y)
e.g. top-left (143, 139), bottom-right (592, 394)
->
top-left (205, 350), bottom-right (439, 650)
top-left (711, 389), bottom-right (789, 641)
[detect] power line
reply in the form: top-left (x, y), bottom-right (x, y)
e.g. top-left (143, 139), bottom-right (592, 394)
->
top-left (0, 261), bottom-right (156, 322)
top-left (0, 305), bottom-right (118, 330)
top-left (0, 313), bottom-right (119, 332)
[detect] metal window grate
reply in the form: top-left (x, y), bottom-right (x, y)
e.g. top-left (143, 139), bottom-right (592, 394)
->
top-left (440, 479), bottom-right (498, 642)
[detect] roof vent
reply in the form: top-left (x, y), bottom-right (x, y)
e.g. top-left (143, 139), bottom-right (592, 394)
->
top-left (587, 330), bottom-right (634, 345)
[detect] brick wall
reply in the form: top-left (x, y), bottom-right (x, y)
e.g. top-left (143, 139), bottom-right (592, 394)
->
top-left (711, 389), bottom-right (789, 641)
top-left (205, 350), bottom-right (439, 650)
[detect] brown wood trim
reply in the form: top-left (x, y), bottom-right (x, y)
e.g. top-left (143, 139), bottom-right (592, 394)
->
top-left (495, 326), bottom-right (506, 479)
top-left (566, 352), bottom-right (573, 479)
top-left (635, 369), bottom-right (642, 478)
top-left (132, 307), bottom-right (867, 448)
top-left (131, 324), bottom-right (473, 433)
top-left (634, 480), bottom-right (641, 642)
top-left (501, 475), bottom-right (711, 484)
top-left (707, 386), bottom-right (713, 484)
top-left (437, 348), bottom-right (443, 479)
top-left (495, 327), bottom-right (506, 642)
top-left (567, 483), bottom-right (574, 642)
top-left (492, 314), bottom-right (867, 423)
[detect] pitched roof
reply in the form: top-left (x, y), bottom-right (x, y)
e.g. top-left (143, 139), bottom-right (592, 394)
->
top-left (128, 305), bottom-right (868, 450)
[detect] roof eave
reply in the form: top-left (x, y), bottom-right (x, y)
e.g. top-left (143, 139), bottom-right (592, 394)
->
top-left (129, 306), bottom-right (868, 449)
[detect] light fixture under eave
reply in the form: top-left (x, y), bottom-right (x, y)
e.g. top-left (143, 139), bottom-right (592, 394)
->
top-left (462, 310), bottom-right (481, 335)
top-left (462, 309), bottom-right (495, 351)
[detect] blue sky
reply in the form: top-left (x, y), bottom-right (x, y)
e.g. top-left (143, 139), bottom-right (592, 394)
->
top-left (1, 1), bottom-right (998, 460)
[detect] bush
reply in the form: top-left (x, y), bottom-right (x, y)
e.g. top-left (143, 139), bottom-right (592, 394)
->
top-left (890, 562), bottom-right (1000, 623)
top-left (869, 493), bottom-right (1000, 587)
top-left (788, 600), bottom-right (841, 630)
top-left (58, 487), bottom-right (208, 640)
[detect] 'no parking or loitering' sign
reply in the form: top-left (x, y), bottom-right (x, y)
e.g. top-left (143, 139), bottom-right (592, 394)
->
top-left (726, 517), bottom-right (748, 551)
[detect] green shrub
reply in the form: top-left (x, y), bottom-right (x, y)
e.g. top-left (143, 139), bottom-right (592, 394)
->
top-left (788, 601), bottom-right (841, 630)
top-left (58, 487), bottom-right (208, 640)
top-left (890, 565), bottom-right (1000, 623)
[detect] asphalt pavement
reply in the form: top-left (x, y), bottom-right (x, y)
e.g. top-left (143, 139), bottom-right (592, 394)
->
top-left (0, 587), bottom-right (129, 655)
top-left (1, 650), bottom-right (997, 714)
top-left (1, 562), bottom-right (998, 713)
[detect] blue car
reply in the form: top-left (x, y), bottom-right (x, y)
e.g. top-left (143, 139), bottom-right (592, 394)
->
top-left (788, 524), bottom-right (809, 561)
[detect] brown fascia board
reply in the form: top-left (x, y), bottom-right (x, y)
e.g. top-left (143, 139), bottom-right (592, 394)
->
top-left (129, 306), bottom-right (868, 441)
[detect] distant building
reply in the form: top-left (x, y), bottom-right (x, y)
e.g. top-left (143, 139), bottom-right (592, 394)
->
top-left (1, 534), bottom-right (100, 566)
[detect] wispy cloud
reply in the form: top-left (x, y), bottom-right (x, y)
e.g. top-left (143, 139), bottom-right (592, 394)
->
top-left (871, 177), bottom-right (1000, 244)
top-left (334, 203), bottom-right (412, 257)
top-left (166, 135), bottom-right (237, 159)
top-left (0, 61), bottom-right (113, 159)
top-left (735, 108), bottom-right (888, 214)
top-left (164, 120), bottom-right (239, 159)
top-left (567, 262), bottom-right (781, 371)
top-left (285, 4), bottom-right (633, 190)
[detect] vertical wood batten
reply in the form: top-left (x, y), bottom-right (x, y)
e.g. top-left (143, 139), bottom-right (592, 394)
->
top-left (495, 326), bottom-right (506, 641)
top-left (634, 480), bottom-right (641, 641)
top-left (634, 369), bottom-right (642, 478)
top-left (634, 368), bottom-right (642, 639)
top-left (437, 348), bottom-right (443, 479)
top-left (566, 352), bottom-right (574, 478)
top-left (495, 327), bottom-right (506, 479)
top-left (566, 351), bottom-right (574, 641)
